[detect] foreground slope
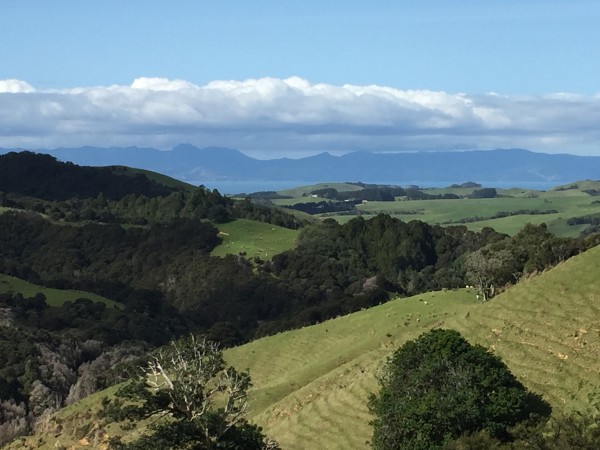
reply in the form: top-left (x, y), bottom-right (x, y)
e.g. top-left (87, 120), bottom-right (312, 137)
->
top-left (225, 245), bottom-right (600, 449)
top-left (6, 246), bottom-right (599, 449)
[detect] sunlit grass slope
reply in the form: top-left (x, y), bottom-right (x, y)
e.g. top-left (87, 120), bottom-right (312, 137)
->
top-left (0, 273), bottom-right (121, 308)
top-left (224, 245), bottom-right (600, 449)
top-left (210, 218), bottom-right (299, 260)
top-left (226, 289), bottom-right (474, 449)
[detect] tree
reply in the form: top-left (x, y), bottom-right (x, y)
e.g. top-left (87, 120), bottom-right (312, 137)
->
top-left (465, 247), bottom-right (517, 300)
top-left (106, 335), bottom-right (278, 450)
top-left (368, 329), bottom-right (550, 450)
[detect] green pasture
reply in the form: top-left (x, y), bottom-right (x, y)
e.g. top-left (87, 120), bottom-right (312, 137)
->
top-left (210, 218), bottom-right (299, 260)
top-left (278, 182), bottom-right (363, 198)
top-left (271, 196), bottom-right (325, 206)
top-left (553, 179), bottom-right (600, 191)
top-left (225, 245), bottom-right (600, 448)
top-left (327, 189), bottom-right (600, 236)
top-left (0, 273), bottom-right (121, 308)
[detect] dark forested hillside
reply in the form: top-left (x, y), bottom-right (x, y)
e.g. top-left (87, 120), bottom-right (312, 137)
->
top-left (0, 151), bottom-right (304, 229)
top-left (0, 151), bottom-right (175, 200)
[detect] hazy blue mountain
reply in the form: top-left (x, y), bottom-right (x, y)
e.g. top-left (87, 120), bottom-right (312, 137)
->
top-left (2, 145), bottom-right (599, 185)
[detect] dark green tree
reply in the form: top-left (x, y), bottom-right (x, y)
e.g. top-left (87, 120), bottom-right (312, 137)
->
top-left (106, 335), bottom-right (278, 450)
top-left (368, 329), bottom-right (551, 450)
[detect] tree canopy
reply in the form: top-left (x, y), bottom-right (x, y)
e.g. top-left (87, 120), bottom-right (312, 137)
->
top-left (368, 329), bottom-right (551, 450)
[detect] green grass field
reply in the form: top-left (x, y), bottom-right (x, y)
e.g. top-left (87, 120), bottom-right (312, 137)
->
top-left (329, 187), bottom-right (600, 237)
top-left (257, 180), bottom-right (600, 237)
top-left (225, 245), bottom-right (600, 448)
top-left (210, 218), bottom-right (299, 260)
top-left (0, 273), bottom-right (121, 308)
top-left (278, 182), bottom-right (363, 199)
top-left (14, 244), bottom-right (599, 450)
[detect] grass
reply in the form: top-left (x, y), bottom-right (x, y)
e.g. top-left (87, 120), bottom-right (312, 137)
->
top-left (8, 246), bottom-right (600, 449)
top-left (553, 179), bottom-right (600, 191)
top-left (331, 188), bottom-right (600, 237)
top-left (278, 182), bottom-right (363, 198)
top-left (210, 218), bottom-right (299, 260)
top-left (241, 180), bottom-right (600, 237)
top-left (225, 246), bottom-right (600, 448)
top-left (271, 196), bottom-right (326, 206)
top-left (262, 180), bottom-right (600, 237)
top-left (0, 273), bottom-right (121, 308)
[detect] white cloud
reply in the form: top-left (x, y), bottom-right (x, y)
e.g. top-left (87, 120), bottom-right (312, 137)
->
top-left (0, 79), bottom-right (35, 93)
top-left (130, 77), bottom-right (198, 91)
top-left (1, 77), bottom-right (600, 156)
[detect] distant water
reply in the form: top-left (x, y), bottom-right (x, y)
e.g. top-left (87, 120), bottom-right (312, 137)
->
top-left (195, 180), bottom-right (562, 195)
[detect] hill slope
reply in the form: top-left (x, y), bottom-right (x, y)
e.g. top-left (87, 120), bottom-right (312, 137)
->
top-left (226, 245), bottom-right (600, 449)
top-left (6, 246), bottom-right (600, 449)
top-left (210, 219), bottom-right (299, 260)
top-left (0, 151), bottom-right (177, 200)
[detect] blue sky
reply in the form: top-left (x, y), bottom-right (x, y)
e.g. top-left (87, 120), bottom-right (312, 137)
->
top-left (1, 1), bottom-right (600, 157)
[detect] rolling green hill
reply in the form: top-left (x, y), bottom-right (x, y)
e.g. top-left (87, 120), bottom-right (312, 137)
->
top-left (331, 182), bottom-right (600, 237)
top-left (9, 244), bottom-right (599, 449)
top-left (247, 180), bottom-right (600, 238)
top-left (278, 182), bottom-right (364, 199)
top-left (230, 245), bottom-right (600, 448)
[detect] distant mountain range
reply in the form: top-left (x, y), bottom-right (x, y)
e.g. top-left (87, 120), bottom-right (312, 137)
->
top-left (2, 144), bottom-right (600, 186)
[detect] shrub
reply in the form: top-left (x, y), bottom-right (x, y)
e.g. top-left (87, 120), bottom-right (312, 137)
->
top-left (368, 329), bottom-right (551, 449)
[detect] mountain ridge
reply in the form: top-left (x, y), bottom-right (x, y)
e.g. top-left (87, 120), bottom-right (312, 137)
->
top-left (2, 145), bottom-right (600, 185)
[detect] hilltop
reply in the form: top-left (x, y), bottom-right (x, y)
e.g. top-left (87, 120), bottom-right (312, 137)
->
top-left (0, 151), bottom-right (178, 200)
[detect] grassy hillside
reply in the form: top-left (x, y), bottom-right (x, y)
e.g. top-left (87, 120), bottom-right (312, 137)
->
top-left (7, 245), bottom-right (600, 449)
top-left (277, 182), bottom-right (363, 199)
top-left (0, 273), bottom-right (121, 308)
top-left (261, 180), bottom-right (600, 237)
top-left (210, 218), bottom-right (299, 260)
top-left (347, 186), bottom-right (600, 237)
top-left (227, 244), bottom-right (600, 449)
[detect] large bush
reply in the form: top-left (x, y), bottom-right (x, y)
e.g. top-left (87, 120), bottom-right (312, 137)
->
top-left (368, 329), bottom-right (551, 450)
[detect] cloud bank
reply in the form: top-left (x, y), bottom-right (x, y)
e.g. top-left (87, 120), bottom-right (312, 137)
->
top-left (1, 76), bottom-right (600, 157)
